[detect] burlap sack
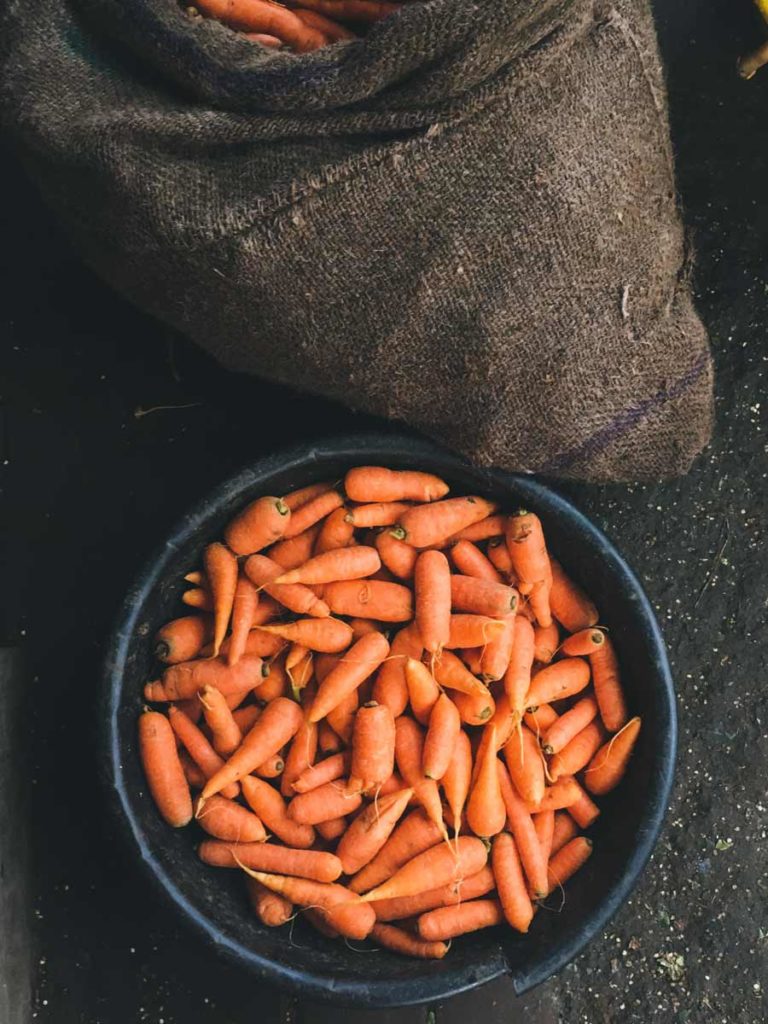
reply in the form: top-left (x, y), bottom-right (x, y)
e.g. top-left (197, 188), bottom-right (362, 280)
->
top-left (1, 0), bottom-right (713, 481)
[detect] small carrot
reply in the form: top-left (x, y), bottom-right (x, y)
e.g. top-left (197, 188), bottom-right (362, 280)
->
top-left (533, 810), bottom-right (555, 863)
top-left (254, 657), bottom-right (287, 702)
top-left (568, 781), bottom-right (601, 828)
top-left (370, 922), bottom-right (448, 960)
top-left (282, 490), bottom-right (343, 538)
top-left (450, 540), bottom-right (503, 583)
top-left (480, 613), bottom-right (516, 682)
top-left (291, 751), bottom-right (350, 794)
top-left (288, 780), bottom-right (363, 825)
top-left (523, 704), bottom-right (559, 736)
top-left (348, 617), bottom-right (381, 638)
top-left (244, 553), bottom-right (330, 618)
top-left (505, 510), bottom-right (552, 606)
top-left (496, 761), bottom-right (548, 898)
top-left (322, 579), bottom-right (413, 622)
top-left (213, 628), bottom-right (284, 660)
top-left (348, 809), bottom-right (444, 895)
top-left (533, 621), bottom-right (560, 664)
top-left (275, 546), bottom-right (380, 586)
top-left (225, 495), bottom-right (291, 556)
top-left (446, 515), bottom-right (507, 545)
top-left (154, 616), bottom-right (211, 664)
top-left (337, 787), bottom-right (413, 875)
top-left (194, 794), bottom-right (266, 843)
top-left (418, 899), bottom-right (503, 940)
top-left (199, 684), bottom-right (242, 757)
top-left (445, 614), bottom-right (506, 650)
top-left (492, 833), bottom-right (534, 932)
top-left (359, 835), bottom-right (488, 902)
top-left (459, 646), bottom-right (484, 675)
top-left (239, 774), bottom-right (315, 848)
top-left (525, 658), bottom-right (591, 708)
top-left (182, 587), bottom-right (213, 611)
top-left (561, 628), bottom-right (605, 657)
top-left (228, 577), bottom-right (260, 666)
top-left (238, 871), bottom-right (375, 940)
top-left (542, 696), bottom-right (598, 755)
top-left (399, 497), bottom-right (498, 549)
top-left (325, 688), bottom-right (359, 745)
top-left (546, 837), bottom-right (593, 895)
top-left (441, 728), bottom-right (472, 837)
top-left (199, 841), bottom-right (341, 882)
top-left (589, 634), bottom-right (628, 733)
top-left (344, 467), bottom-right (449, 504)
top-left (286, 649), bottom-right (313, 701)
top-left (488, 694), bottom-right (517, 749)
top-left (466, 724), bottom-right (506, 838)
top-left (316, 816), bottom-right (348, 841)
top-left (281, 714), bottom-right (318, 797)
top-left (257, 618), bottom-right (353, 653)
top-left (394, 716), bottom-right (447, 838)
top-left (450, 575), bottom-right (516, 616)
top-left (309, 631), bottom-right (390, 723)
top-left (548, 559), bottom-right (598, 632)
top-left (318, 720), bottom-right (343, 753)
top-left (486, 537), bottom-right (515, 579)
top-left (245, 877), bottom-right (293, 927)
top-left (267, 524), bottom-right (321, 570)
top-left (431, 650), bottom-right (490, 699)
top-left (314, 506), bottom-right (356, 554)
top-left (348, 700), bottom-right (396, 793)
top-left (584, 716), bottom-right (641, 795)
top-left (138, 709), bottom-right (192, 827)
top-left (371, 865), bottom-right (495, 921)
top-left (373, 623), bottom-right (422, 716)
top-left (255, 752), bottom-right (285, 779)
top-left (345, 502), bottom-right (412, 527)
top-left (168, 706), bottom-right (240, 800)
top-left (549, 721), bottom-right (604, 780)
top-left (503, 725), bottom-right (545, 806)
top-left (184, 570), bottom-right (204, 585)
top-left (404, 658), bottom-right (440, 725)
top-left (551, 812), bottom-right (580, 855)
top-left (202, 543), bottom-right (238, 658)
top-left (451, 689), bottom-right (496, 726)
top-left (423, 693), bottom-right (461, 780)
top-left (282, 481), bottom-right (334, 511)
top-left (375, 528), bottom-right (419, 579)
top-left (180, 748), bottom-right (207, 789)
top-left (526, 777), bottom-right (581, 813)
top-left (232, 704), bottom-right (261, 733)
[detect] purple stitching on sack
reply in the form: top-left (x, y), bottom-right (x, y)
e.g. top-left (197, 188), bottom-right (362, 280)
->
top-left (541, 351), bottom-right (711, 475)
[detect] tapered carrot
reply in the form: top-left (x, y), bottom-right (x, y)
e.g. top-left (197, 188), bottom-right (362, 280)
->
top-left (370, 923), bottom-right (448, 960)
top-left (239, 871), bottom-right (375, 940)
top-left (322, 579), bottom-right (413, 622)
top-left (589, 635), bottom-right (628, 732)
top-left (450, 540), bottom-right (503, 583)
top-left (255, 752), bottom-right (285, 779)
top-left (232, 704), bottom-right (261, 733)
top-left (345, 467), bottom-right (449, 504)
top-left (447, 515), bottom-right (506, 545)
top-left (286, 649), bottom-right (313, 700)
top-left (551, 812), bottom-right (579, 855)
top-left (275, 547), bottom-right (380, 586)
top-left (445, 614), bottom-right (506, 649)
top-left (546, 837), bottom-right (593, 894)
top-left (371, 865), bottom-right (495, 921)
top-left (450, 575), bottom-right (516, 617)
top-left (359, 835), bottom-right (487, 902)
top-left (399, 497), bottom-right (498, 548)
top-left (394, 716), bottom-right (447, 839)
top-left (291, 751), bottom-right (350, 794)
top-left (308, 631), bottom-right (390, 723)
top-left (199, 841), bottom-right (341, 882)
top-left (348, 701), bottom-right (396, 793)
top-left (568, 781), bottom-right (601, 828)
top-left (138, 710), bottom-right (192, 827)
top-left (245, 877), bottom-right (293, 927)
top-left (318, 720), bottom-right (343, 753)
top-left (202, 543), bottom-right (238, 657)
top-left (548, 559), bottom-right (598, 632)
top-left (155, 616), bottom-right (211, 664)
top-left (337, 787), bottom-right (413, 875)
top-left (503, 725), bottom-right (545, 805)
top-left (200, 696), bottom-right (303, 801)
top-left (267, 524), bottom-right (321, 570)
top-left (314, 506), bottom-right (356, 554)
top-left (533, 622), bottom-right (560, 664)
top-left (316, 816), bottom-right (348, 841)
top-left (199, 684), bottom-right (242, 757)
top-left (487, 537), bottom-right (514, 579)
top-left (375, 528), bottom-right (419, 579)
top-left (240, 775), bottom-right (315, 848)
top-left (168, 706), bottom-right (240, 800)
top-left (254, 657), bottom-right (286, 702)
top-left (492, 833), bottom-right (534, 932)
top-left (225, 495), bottom-right (291, 556)
top-left (257, 618), bottom-right (353, 653)
top-left (466, 725), bottom-right (506, 838)
top-left (441, 728), bottom-right (472, 837)
top-left (525, 658), bottom-right (591, 708)
top-left (288, 780), bottom-right (363, 824)
top-left (180, 748), bottom-right (207, 789)
top-left (373, 623), bottom-right (422, 716)
top-left (182, 587), bottom-right (213, 611)
top-left (283, 490), bottom-right (343, 538)
top-left (345, 502), bottom-right (412, 527)
top-left (349, 810), bottom-right (444, 895)
top-left (496, 761), bottom-right (548, 898)
top-left (505, 511), bottom-right (551, 599)
top-left (523, 704), bottom-right (559, 736)
top-left (418, 899), bottom-right (503, 940)
top-left (184, 570), bottom-right (204, 585)
top-left (526, 777), bottom-right (581, 813)
top-left (542, 696), bottom-right (598, 755)
top-left (489, 694), bottom-right (517, 749)
top-left (244, 553), bottom-right (330, 617)
top-left (431, 650), bottom-right (490, 699)
top-left (405, 658), bottom-right (440, 725)
top-left (584, 716), bottom-right (641, 795)
top-left (281, 713), bottom-right (318, 797)
top-left (414, 550), bottom-right (451, 655)
top-left (480, 613), bottom-right (516, 682)
top-left (282, 481), bottom-right (334, 511)
top-left (561, 628), bottom-right (604, 657)
top-left (423, 693), bottom-right (460, 780)
top-left (324, 687), bottom-right (357, 745)
top-left (451, 689), bottom-right (496, 726)
top-left (313, 652), bottom-right (339, 684)
top-left (533, 811), bottom-right (555, 863)
top-left (211, 628), bottom-right (284, 660)
top-left (227, 577), bottom-right (260, 666)
top-left (549, 721), bottom-right (604, 780)
top-left (194, 794), bottom-right (267, 843)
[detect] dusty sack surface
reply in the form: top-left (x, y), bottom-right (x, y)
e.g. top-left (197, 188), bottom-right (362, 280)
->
top-left (0, 0), bottom-right (713, 480)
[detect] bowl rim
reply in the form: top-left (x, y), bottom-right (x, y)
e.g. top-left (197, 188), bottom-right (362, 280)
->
top-left (102, 433), bottom-right (677, 1007)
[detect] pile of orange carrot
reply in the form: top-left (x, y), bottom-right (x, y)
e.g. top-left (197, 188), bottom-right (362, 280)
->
top-left (139, 466), bottom-right (641, 958)
top-left (186, 0), bottom-right (402, 54)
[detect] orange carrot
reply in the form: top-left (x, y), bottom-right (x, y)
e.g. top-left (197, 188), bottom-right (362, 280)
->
top-left (288, 780), bottom-right (363, 824)
top-left (348, 701), bottom-right (396, 793)
top-left (349, 809), bottom-right (444, 895)
top-left (525, 777), bottom-right (581, 813)
top-left (546, 837), bottom-right (593, 895)
top-left (314, 506), bottom-right (356, 554)
top-left (154, 615), bottom-right (211, 664)
top-left (302, 907), bottom-right (340, 939)
top-left (316, 816), bottom-right (348, 842)
top-left (245, 877), bottom-right (293, 927)
top-left (496, 761), bottom-right (548, 898)
top-left (337, 787), bottom-right (413, 875)
top-left (375, 528), bottom-right (419, 579)
top-left (240, 775), bottom-right (315, 848)
top-left (450, 575), bottom-right (516, 616)
top-left (228, 577), bottom-right (260, 666)
top-left (589, 635), bottom-right (628, 732)
top-left (549, 721), bottom-right (604, 780)
top-left (274, 546), bottom-right (380, 586)
top-left (213, 628), bottom-right (284, 660)
top-left (286, 649), bottom-right (313, 701)
top-left (486, 537), bottom-right (515, 579)
top-left (322, 579), bottom-right (413, 622)
top-left (503, 725), bottom-right (545, 806)
top-left (371, 865), bottom-right (495, 921)
top-left (194, 794), bottom-right (266, 843)
top-left (182, 587), bottom-right (213, 611)
top-left (447, 515), bottom-right (506, 545)
top-left (309, 631), bottom-right (390, 723)
top-left (584, 716), bottom-right (641, 795)
top-left (525, 658), bottom-right (591, 708)
top-left (200, 696), bottom-right (303, 801)
top-left (466, 724), bottom-right (505, 838)
top-left (225, 495), bottom-right (291, 556)
top-left (523, 704), bottom-right (559, 736)
top-left (254, 752), bottom-right (285, 779)
top-left (489, 693), bottom-right (517, 749)
top-left (373, 623), bottom-right (422, 716)
top-left (450, 540), bottom-right (503, 583)
top-left (377, 772), bottom-right (406, 796)
top-left (533, 810), bottom-right (555, 863)
top-left (548, 559), bottom-right (598, 632)
top-left (568, 781), bottom-right (601, 828)
top-left (238, 871), bottom-right (375, 940)
top-left (561, 627), bottom-right (605, 657)
top-left (244, 553), bottom-right (330, 618)
top-left (318, 720), bottom-right (343, 753)
top-left (405, 658), bottom-right (440, 725)
top-left (423, 693), bottom-right (460, 780)
top-left (168, 705), bottom-right (240, 800)
top-left (282, 490), bottom-right (343, 538)
top-left (203, 543), bottom-right (238, 657)
top-left (268, 524), bottom-right (321, 570)
top-left (325, 687), bottom-right (358, 745)
top-left (257, 617), bottom-right (353, 653)
top-left (505, 511), bottom-right (552, 611)
top-left (282, 481), bottom-right (334, 511)
top-left (445, 614), bottom-right (506, 649)
top-left (533, 621), bottom-right (560, 664)
top-left (359, 835), bottom-right (487, 902)
top-left (232, 704), bottom-right (261, 733)
top-left (370, 922), bottom-right (448, 960)
top-left (459, 646), bottom-right (484, 675)
top-left (199, 684), bottom-right (242, 757)
top-left (480, 613), bottom-right (516, 682)
top-left (313, 652), bottom-right (339, 684)
top-left (345, 502), bottom-right (412, 527)
top-left (348, 617), bottom-right (381, 638)
top-left (542, 696), bottom-right (598, 754)
top-left (441, 729), bottom-right (472, 837)
top-left (551, 812), bottom-right (580, 855)
top-left (345, 467), bottom-right (449, 504)
top-left (199, 841), bottom-right (341, 882)
top-left (291, 751), bottom-right (350, 794)
top-left (180, 748), bottom-right (207, 789)
top-left (254, 657), bottom-right (287, 702)
top-left (431, 650), bottom-right (490, 699)
top-left (417, 899), bottom-right (503, 940)
top-left (451, 689), bottom-right (496, 726)
top-left (138, 709), bottom-right (192, 827)
top-left (184, 570), bottom-right (204, 585)
top-left (414, 550), bottom-right (451, 655)
top-left (399, 497), bottom-right (498, 548)
top-left (394, 716), bottom-right (447, 838)
top-left (492, 833), bottom-right (534, 932)
top-left (281, 714), bottom-right (318, 797)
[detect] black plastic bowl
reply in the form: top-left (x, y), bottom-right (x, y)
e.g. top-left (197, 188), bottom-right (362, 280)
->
top-left (103, 434), bottom-right (676, 1007)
